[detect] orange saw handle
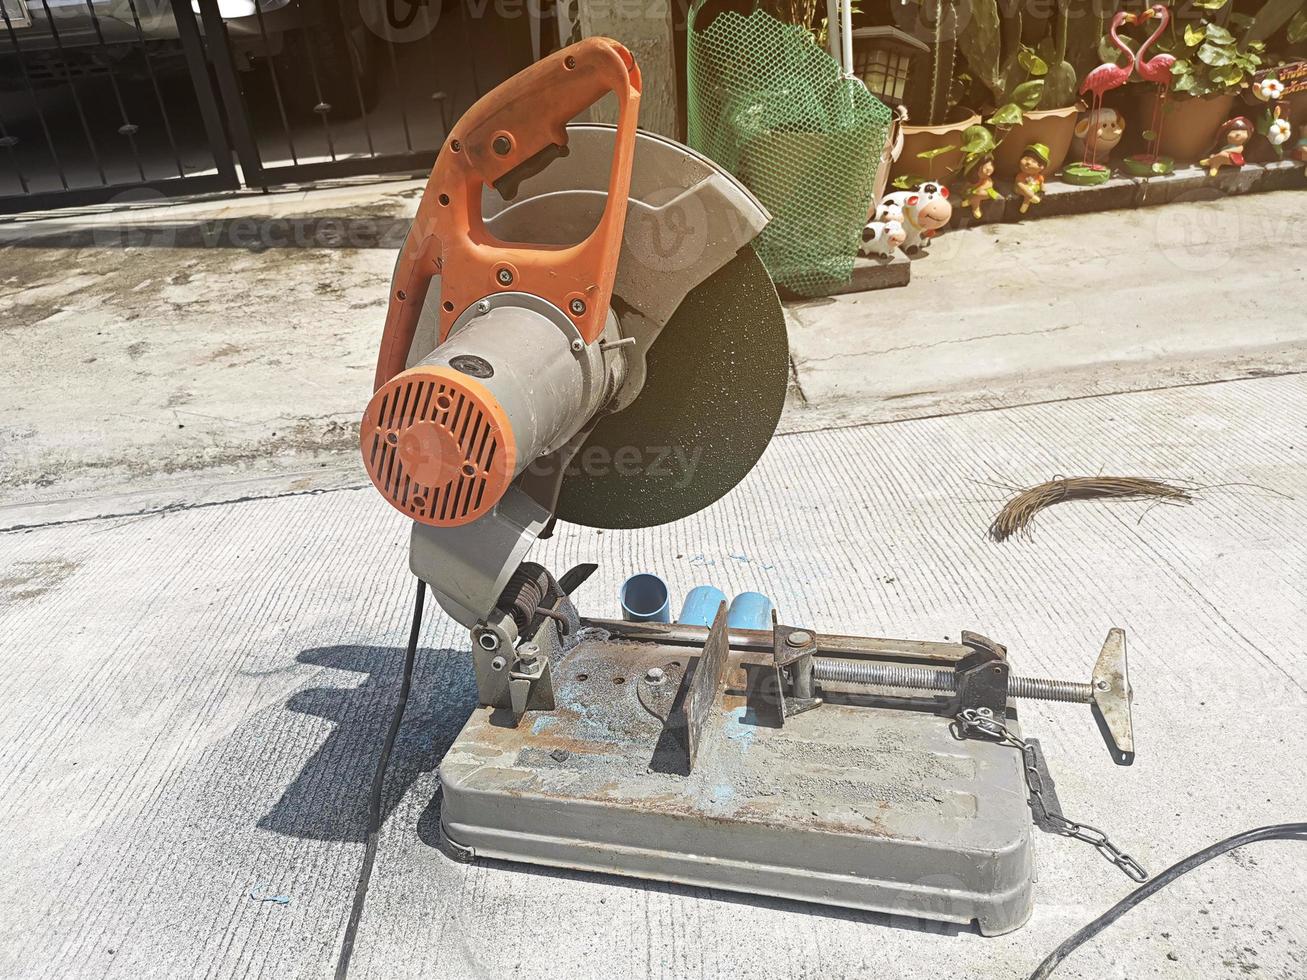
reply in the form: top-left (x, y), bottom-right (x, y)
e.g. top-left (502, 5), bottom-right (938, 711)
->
top-left (373, 38), bottom-right (642, 390)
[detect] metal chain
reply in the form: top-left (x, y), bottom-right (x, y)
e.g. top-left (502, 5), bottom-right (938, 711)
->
top-left (954, 708), bottom-right (1149, 883)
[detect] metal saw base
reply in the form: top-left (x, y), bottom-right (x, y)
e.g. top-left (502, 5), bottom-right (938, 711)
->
top-left (437, 635), bottom-right (1035, 936)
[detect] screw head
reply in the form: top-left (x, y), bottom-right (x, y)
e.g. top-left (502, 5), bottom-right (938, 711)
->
top-left (569, 298), bottom-right (586, 316)
top-left (490, 655), bottom-right (507, 671)
top-left (492, 135), bottom-right (512, 155)
top-left (645, 667), bottom-right (665, 683)
top-left (1095, 679), bottom-right (1110, 691)
top-left (496, 268), bottom-right (513, 286)
top-left (570, 338), bottom-right (584, 353)
top-left (787, 630), bottom-right (813, 647)
top-left (450, 138), bottom-right (461, 152)
top-left (475, 300), bottom-right (491, 314)
top-left (977, 706), bottom-right (994, 718)
top-left (517, 643), bottom-right (540, 666)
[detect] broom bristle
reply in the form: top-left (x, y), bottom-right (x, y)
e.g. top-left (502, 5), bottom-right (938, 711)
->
top-left (989, 477), bottom-right (1193, 542)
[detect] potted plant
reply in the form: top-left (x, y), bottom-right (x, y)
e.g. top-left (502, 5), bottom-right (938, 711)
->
top-left (1129, 0), bottom-right (1266, 163)
top-left (958, 0), bottom-right (1087, 178)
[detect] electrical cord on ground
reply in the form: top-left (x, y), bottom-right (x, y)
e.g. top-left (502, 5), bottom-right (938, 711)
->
top-left (1030, 822), bottom-right (1307, 979)
top-left (334, 579), bottom-right (426, 980)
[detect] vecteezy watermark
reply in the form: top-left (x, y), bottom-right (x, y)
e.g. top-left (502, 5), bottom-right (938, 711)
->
top-left (524, 443), bottom-right (703, 490)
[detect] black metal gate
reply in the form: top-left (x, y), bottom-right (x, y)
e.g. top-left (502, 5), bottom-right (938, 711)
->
top-left (0, 0), bottom-right (535, 213)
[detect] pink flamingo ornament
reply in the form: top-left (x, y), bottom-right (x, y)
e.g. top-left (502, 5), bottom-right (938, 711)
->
top-left (1132, 4), bottom-right (1175, 168)
top-left (1079, 10), bottom-right (1137, 167)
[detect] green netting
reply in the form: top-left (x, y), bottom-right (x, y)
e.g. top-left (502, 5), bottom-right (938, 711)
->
top-left (687, 4), bottom-right (890, 296)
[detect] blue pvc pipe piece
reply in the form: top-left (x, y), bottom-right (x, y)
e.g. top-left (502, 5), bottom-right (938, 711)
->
top-left (619, 573), bottom-right (671, 623)
top-left (727, 591), bottom-right (775, 630)
top-left (677, 586), bottom-right (728, 627)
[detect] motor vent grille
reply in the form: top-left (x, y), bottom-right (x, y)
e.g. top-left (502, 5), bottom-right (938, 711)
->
top-left (361, 366), bottom-right (516, 527)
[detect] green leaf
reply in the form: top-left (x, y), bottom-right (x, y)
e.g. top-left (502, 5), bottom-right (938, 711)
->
top-left (1171, 59), bottom-right (1191, 74)
top-left (1141, 129), bottom-right (1158, 141)
top-left (1011, 78), bottom-right (1045, 109)
top-left (987, 103), bottom-right (1025, 125)
top-left (960, 124), bottom-right (997, 155)
top-left (1197, 42), bottom-right (1233, 67)
top-left (1152, 161), bottom-right (1169, 174)
top-left (1210, 64), bottom-right (1244, 86)
top-left (1203, 23), bottom-right (1234, 44)
top-left (917, 144), bottom-right (960, 160)
top-left (1018, 47), bottom-right (1049, 76)
top-left (1289, 9), bottom-right (1307, 44)
top-left (1184, 24), bottom-right (1205, 46)
top-left (1191, 0), bottom-right (1229, 9)
top-left (1174, 72), bottom-right (1198, 93)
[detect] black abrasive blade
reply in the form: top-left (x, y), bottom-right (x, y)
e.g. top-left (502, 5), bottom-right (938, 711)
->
top-left (556, 246), bottom-right (788, 529)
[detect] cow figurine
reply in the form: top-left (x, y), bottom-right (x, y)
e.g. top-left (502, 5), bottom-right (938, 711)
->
top-left (881, 182), bottom-right (952, 253)
top-left (858, 201), bottom-right (905, 258)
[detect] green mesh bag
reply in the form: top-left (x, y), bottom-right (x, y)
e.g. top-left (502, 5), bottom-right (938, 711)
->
top-left (687, 3), bottom-right (890, 296)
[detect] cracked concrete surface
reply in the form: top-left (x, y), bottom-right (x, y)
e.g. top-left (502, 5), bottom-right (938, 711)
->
top-left (1, 183), bottom-right (1306, 979)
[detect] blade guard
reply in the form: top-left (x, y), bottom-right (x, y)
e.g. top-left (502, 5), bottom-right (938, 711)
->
top-left (373, 38), bottom-right (643, 390)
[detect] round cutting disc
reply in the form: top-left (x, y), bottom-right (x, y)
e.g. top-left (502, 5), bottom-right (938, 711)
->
top-left (556, 246), bottom-right (788, 529)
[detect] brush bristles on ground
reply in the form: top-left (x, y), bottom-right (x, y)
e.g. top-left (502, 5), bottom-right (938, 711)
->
top-left (990, 477), bottom-right (1193, 542)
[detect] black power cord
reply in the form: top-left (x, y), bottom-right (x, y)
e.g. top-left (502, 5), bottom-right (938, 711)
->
top-left (1030, 823), bottom-right (1307, 979)
top-left (334, 579), bottom-right (426, 980)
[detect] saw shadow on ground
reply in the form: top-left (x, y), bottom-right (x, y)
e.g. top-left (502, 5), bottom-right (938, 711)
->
top-left (257, 643), bottom-right (478, 843)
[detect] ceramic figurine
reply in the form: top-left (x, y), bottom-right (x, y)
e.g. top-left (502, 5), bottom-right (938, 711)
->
top-left (859, 202), bottom-right (906, 257)
top-left (959, 155), bottom-right (998, 220)
top-left (1071, 108), bottom-right (1126, 164)
top-left (1200, 116), bottom-right (1253, 177)
top-left (1013, 143), bottom-right (1048, 215)
top-left (881, 183), bottom-right (952, 253)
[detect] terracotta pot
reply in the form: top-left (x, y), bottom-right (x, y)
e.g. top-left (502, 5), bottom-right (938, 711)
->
top-left (890, 113), bottom-right (982, 184)
top-left (1137, 91), bottom-right (1235, 163)
top-left (993, 104), bottom-right (1082, 179)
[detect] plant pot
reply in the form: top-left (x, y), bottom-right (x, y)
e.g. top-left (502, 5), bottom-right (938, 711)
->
top-left (1136, 91), bottom-right (1235, 163)
top-left (993, 104), bottom-right (1082, 180)
top-left (890, 113), bottom-right (982, 185)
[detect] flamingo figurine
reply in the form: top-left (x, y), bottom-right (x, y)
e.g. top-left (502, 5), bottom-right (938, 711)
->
top-left (1079, 10), bottom-right (1137, 169)
top-left (1132, 4), bottom-right (1176, 171)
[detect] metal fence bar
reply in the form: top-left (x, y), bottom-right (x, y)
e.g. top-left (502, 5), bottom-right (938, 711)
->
top-left (0, 113), bottom-right (30, 193)
top-left (296, 28), bottom-right (339, 160)
top-left (34, 0), bottom-right (107, 184)
top-left (336, 0), bottom-right (375, 157)
top-left (0, 5), bottom-right (64, 190)
top-left (169, 0), bottom-right (240, 187)
top-left (0, 172), bottom-right (236, 216)
top-left (251, 0), bottom-right (299, 165)
top-left (123, 0), bottom-right (186, 179)
top-left (79, 0), bottom-right (147, 182)
top-left (191, 0), bottom-right (266, 184)
top-left (382, 17), bottom-right (413, 152)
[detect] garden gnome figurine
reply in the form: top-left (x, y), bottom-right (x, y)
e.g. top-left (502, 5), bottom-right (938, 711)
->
top-left (1014, 143), bottom-right (1049, 214)
top-left (1200, 116), bottom-right (1253, 177)
top-left (960, 154), bottom-right (998, 219)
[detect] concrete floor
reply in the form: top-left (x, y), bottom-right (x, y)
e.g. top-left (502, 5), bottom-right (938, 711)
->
top-left (2, 187), bottom-right (1306, 978)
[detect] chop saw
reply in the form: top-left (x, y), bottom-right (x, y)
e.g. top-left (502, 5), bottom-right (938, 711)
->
top-left (360, 38), bottom-right (1140, 935)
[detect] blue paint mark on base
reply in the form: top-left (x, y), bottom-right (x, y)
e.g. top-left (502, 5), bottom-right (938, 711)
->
top-left (722, 706), bottom-right (755, 751)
